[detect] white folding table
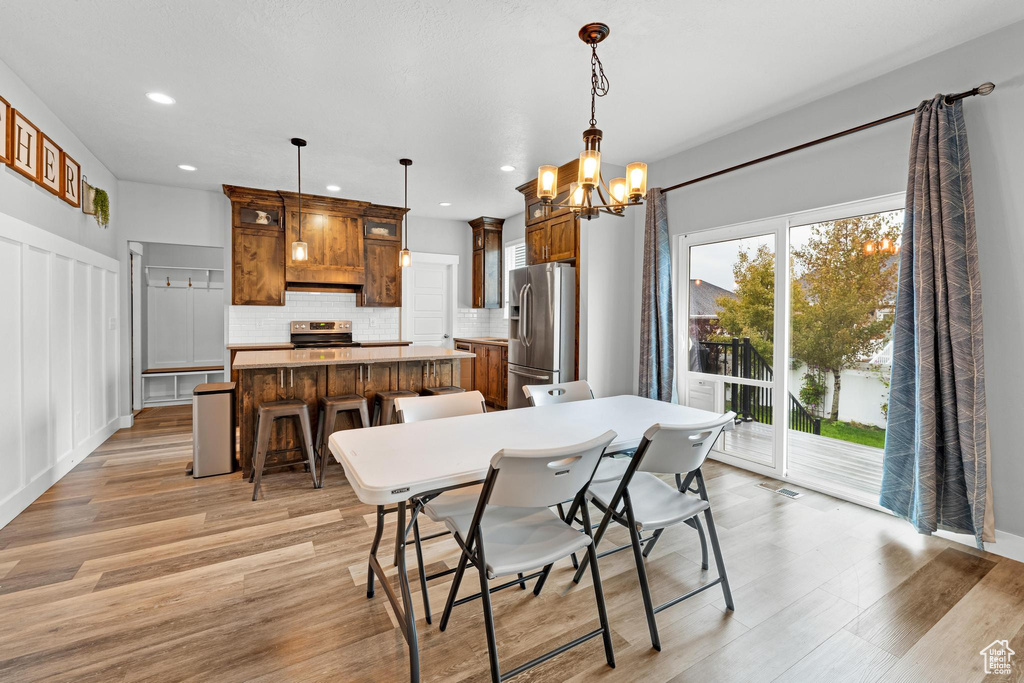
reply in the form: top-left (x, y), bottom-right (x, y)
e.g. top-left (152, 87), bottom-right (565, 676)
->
top-left (329, 395), bottom-right (725, 682)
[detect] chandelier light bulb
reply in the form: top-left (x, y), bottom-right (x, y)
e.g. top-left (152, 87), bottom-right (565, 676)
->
top-left (610, 177), bottom-right (627, 204)
top-left (626, 162), bottom-right (648, 198)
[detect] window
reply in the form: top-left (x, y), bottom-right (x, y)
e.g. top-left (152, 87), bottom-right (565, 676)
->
top-left (504, 239), bottom-right (526, 318)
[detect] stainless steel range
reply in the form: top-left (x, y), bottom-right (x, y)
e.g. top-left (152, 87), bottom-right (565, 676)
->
top-left (289, 320), bottom-right (358, 348)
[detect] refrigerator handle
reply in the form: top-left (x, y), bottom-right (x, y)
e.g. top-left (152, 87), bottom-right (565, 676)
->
top-left (521, 283), bottom-right (532, 347)
top-left (509, 366), bottom-right (551, 381)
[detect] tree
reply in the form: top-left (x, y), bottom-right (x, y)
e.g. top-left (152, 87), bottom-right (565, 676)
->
top-left (790, 212), bottom-right (901, 421)
top-left (714, 243), bottom-right (775, 360)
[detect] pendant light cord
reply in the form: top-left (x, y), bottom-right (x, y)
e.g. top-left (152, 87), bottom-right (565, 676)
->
top-left (403, 162), bottom-right (408, 250)
top-left (297, 144), bottom-right (302, 221)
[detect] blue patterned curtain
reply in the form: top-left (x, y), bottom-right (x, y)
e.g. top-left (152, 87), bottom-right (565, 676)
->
top-left (639, 188), bottom-right (674, 401)
top-left (880, 95), bottom-right (991, 547)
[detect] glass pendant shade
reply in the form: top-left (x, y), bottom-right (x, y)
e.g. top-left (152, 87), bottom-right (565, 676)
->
top-left (863, 241), bottom-right (876, 256)
top-left (537, 165), bottom-right (558, 199)
top-left (400, 248), bottom-right (412, 268)
top-left (609, 177), bottom-right (627, 205)
top-left (578, 150), bottom-right (601, 187)
top-left (880, 237), bottom-right (893, 253)
top-left (569, 182), bottom-right (585, 207)
top-left (291, 240), bottom-right (309, 262)
top-left (626, 162), bottom-right (648, 198)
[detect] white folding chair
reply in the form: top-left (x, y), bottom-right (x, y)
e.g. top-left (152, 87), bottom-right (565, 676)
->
top-left (395, 390), bottom-right (487, 624)
top-left (524, 379), bottom-right (630, 483)
top-left (563, 412), bottom-right (736, 651)
top-left (437, 430), bottom-right (618, 682)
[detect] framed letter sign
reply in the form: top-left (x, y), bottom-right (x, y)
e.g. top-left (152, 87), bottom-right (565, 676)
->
top-left (10, 109), bottom-right (39, 181)
top-left (0, 95), bottom-right (9, 164)
top-left (38, 133), bottom-right (62, 195)
top-left (62, 153), bottom-right (81, 207)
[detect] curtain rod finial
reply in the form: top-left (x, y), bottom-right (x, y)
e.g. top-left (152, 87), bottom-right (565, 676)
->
top-left (977, 82), bottom-right (995, 96)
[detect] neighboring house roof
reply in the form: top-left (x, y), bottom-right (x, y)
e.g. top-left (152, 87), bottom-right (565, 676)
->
top-left (689, 279), bottom-right (736, 318)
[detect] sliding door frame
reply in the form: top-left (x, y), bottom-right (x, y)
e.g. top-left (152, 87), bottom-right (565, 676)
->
top-left (675, 192), bottom-right (904, 505)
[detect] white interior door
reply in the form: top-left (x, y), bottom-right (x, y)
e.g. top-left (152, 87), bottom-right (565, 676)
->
top-left (402, 259), bottom-right (454, 347)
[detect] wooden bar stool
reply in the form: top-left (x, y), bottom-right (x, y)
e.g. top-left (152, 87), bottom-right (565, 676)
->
top-left (422, 386), bottom-right (465, 396)
top-left (315, 394), bottom-right (370, 487)
top-left (249, 399), bottom-right (318, 501)
top-left (372, 390), bottom-right (418, 426)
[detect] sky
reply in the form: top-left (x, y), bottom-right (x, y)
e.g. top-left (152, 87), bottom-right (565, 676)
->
top-left (686, 210), bottom-right (904, 293)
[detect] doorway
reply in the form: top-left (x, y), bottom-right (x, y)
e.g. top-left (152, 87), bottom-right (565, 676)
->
top-left (401, 252), bottom-right (458, 347)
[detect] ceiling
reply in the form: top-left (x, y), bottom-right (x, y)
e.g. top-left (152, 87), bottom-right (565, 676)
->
top-left (4, 1), bottom-right (1023, 221)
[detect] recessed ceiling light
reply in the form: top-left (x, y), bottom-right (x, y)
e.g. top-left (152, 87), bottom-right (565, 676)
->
top-left (500, 165), bottom-right (516, 172)
top-left (146, 92), bottom-right (176, 105)
top-left (326, 184), bottom-right (341, 192)
top-left (439, 202), bottom-right (452, 207)
top-left (177, 164), bottom-right (197, 171)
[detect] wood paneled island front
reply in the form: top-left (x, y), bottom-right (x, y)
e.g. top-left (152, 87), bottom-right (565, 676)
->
top-left (232, 346), bottom-right (474, 475)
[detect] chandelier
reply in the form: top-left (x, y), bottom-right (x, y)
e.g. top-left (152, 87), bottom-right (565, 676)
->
top-left (290, 137), bottom-right (309, 261)
top-left (537, 23), bottom-right (647, 220)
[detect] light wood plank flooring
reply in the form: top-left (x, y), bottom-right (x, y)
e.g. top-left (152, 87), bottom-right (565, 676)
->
top-left (0, 406), bottom-right (1021, 682)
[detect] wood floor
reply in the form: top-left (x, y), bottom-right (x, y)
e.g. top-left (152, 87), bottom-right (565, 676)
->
top-left (1, 405), bottom-right (1022, 682)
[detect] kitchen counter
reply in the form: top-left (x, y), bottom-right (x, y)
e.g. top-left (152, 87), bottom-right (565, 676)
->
top-left (234, 345), bottom-right (474, 475)
top-left (233, 345), bottom-right (472, 370)
top-left (453, 336), bottom-right (508, 346)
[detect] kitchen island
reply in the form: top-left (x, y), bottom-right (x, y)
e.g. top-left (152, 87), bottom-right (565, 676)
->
top-left (232, 345), bottom-right (474, 475)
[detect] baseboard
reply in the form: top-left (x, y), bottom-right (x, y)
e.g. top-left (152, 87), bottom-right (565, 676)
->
top-left (0, 417), bottom-right (122, 530)
top-left (937, 528), bottom-right (1024, 564)
top-left (120, 413), bottom-right (134, 429)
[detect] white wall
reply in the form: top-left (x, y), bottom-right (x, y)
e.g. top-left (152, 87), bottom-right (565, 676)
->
top-left (0, 57), bottom-right (125, 528)
top-left (0, 211), bottom-right (121, 528)
top-left (636, 21), bottom-right (1024, 538)
top-left (0, 59), bottom-right (120, 258)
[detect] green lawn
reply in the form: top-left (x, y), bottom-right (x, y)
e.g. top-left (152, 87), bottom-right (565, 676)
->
top-left (819, 419), bottom-right (886, 449)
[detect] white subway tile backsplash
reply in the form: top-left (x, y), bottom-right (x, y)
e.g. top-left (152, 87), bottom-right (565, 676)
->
top-left (229, 293), bottom-right (510, 344)
top-left (228, 292), bottom-right (399, 343)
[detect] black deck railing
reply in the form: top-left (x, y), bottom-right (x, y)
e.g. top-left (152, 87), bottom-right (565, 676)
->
top-left (692, 337), bottom-right (821, 435)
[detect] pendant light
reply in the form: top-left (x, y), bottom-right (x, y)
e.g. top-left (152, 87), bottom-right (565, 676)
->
top-left (290, 137), bottom-right (309, 262)
top-left (399, 158), bottom-right (412, 267)
top-left (536, 23), bottom-right (647, 220)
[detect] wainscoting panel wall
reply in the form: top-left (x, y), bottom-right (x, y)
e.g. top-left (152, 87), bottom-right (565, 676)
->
top-left (0, 210), bottom-right (121, 529)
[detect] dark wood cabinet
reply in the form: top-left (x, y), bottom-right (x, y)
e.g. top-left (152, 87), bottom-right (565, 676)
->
top-left (472, 342), bottom-right (506, 408)
top-left (455, 341), bottom-right (474, 390)
top-left (469, 217), bottom-right (504, 309)
top-left (524, 214), bottom-right (576, 265)
top-left (359, 237), bottom-right (401, 307)
top-left (232, 226), bottom-right (285, 305)
top-left (224, 185), bottom-right (407, 304)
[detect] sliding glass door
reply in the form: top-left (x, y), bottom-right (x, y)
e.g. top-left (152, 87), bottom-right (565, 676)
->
top-left (683, 227), bottom-right (779, 468)
top-left (678, 194), bottom-right (904, 501)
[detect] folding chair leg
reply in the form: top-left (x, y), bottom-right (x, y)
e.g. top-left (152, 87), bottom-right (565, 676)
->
top-left (475, 539), bottom-right (501, 682)
top-left (439, 548), bottom-right (470, 632)
top-left (517, 573), bottom-right (526, 590)
top-left (412, 518), bottom-right (432, 624)
top-left (704, 507), bottom-right (734, 610)
top-left (642, 528), bottom-right (664, 559)
top-left (572, 499), bottom-right (615, 584)
top-left (581, 503), bottom-right (615, 668)
top-left (624, 492), bottom-right (661, 651)
top-left (695, 516), bottom-right (709, 570)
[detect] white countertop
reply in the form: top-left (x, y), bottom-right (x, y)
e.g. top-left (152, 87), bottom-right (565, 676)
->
top-left (232, 345), bottom-right (474, 370)
top-left (330, 395), bottom-right (728, 505)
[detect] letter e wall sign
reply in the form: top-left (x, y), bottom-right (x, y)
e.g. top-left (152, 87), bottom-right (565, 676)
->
top-left (38, 133), bottom-right (62, 195)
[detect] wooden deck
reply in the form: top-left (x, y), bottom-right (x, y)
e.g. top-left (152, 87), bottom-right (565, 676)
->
top-left (0, 406), bottom-right (1019, 682)
top-left (718, 421), bottom-right (884, 500)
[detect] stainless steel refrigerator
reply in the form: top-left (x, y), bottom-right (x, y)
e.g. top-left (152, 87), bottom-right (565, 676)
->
top-left (507, 263), bottom-right (576, 409)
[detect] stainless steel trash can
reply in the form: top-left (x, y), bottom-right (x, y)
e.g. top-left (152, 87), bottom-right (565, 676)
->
top-left (192, 382), bottom-right (236, 478)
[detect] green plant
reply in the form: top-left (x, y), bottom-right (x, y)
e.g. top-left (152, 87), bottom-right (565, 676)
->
top-left (799, 369), bottom-right (827, 416)
top-left (92, 187), bottom-right (110, 228)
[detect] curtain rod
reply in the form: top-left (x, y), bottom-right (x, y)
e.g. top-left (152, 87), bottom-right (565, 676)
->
top-left (661, 82), bottom-right (995, 194)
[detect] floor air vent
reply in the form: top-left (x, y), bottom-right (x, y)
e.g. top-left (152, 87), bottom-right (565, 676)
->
top-left (757, 482), bottom-right (804, 499)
